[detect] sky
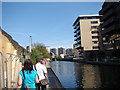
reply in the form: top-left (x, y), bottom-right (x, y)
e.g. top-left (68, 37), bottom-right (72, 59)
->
top-left (2, 2), bottom-right (103, 49)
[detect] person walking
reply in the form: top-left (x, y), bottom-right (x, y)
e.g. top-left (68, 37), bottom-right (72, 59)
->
top-left (34, 58), bottom-right (48, 90)
top-left (17, 59), bottom-right (39, 89)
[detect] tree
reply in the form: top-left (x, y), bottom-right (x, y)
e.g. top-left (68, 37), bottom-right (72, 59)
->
top-left (31, 48), bottom-right (40, 64)
top-left (30, 43), bottom-right (51, 64)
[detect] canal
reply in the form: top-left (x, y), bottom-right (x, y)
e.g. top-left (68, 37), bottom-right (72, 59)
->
top-left (50, 61), bottom-right (120, 88)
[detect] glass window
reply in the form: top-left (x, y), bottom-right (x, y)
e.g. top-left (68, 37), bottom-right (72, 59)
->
top-left (91, 26), bottom-right (98, 29)
top-left (93, 41), bottom-right (98, 44)
top-left (93, 46), bottom-right (99, 49)
top-left (91, 31), bottom-right (99, 34)
top-left (92, 36), bottom-right (99, 38)
top-left (91, 21), bottom-right (98, 24)
top-left (92, 17), bottom-right (97, 19)
top-left (83, 17), bottom-right (88, 19)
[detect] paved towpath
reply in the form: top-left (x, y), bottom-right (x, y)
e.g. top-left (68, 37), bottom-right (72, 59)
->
top-left (45, 62), bottom-right (64, 89)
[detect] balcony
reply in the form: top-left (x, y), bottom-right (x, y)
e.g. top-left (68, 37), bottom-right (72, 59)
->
top-left (74, 34), bottom-right (77, 37)
top-left (75, 40), bottom-right (81, 45)
top-left (74, 38), bottom-right (77, 41)
top-left (101, 8), bottom-right (114, 21)
top-left (76, 25), bottom-right (80, 30)
top-left (74, 44), bottom-right (82, 49)
top-left (77, 40), bottom-right (81, 43)
top-left (74, 35), bottom-right (81, 41)
top-left (76, 35), bottom-right (80, 39)
top-left (77, 30), bottom-right (80, 35)
top-left (73, 26), bottom-right (76, 29)
top-left (101, 16), bottom-right (115, 28)
top-left (74, 30), bottom-right (77, 33)
top-left (101, 25), bottom-right (115, 35)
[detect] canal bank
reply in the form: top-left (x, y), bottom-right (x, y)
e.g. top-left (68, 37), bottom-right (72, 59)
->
top-left (50, 61), bottom-right (120, 88)
top-left (46, 62), bottom-right (64, 89)
top-left (73, 59), bottom-right (120, 66)
top-left (58, 58), bottom-right (120, 66)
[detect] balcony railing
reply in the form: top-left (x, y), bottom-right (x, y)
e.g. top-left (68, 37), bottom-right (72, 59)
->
top-left (101, 8), bottom-right (114, 21)
top-left (74, 34), bottom-right (77, 37)
top-left (74, 38), bottom-right (77, 41)
top-left (74, 30), bottom-right (77, 33)
top-left (76, 25), bottom-right (80, 30)
top-left (101, 25), bottom-right (115, 35)
top-left (77, 30), bottom-right (80, 35)
top-left (74, 44), bottom-right (82, 49)
top-left (101, 16), bottom-right (115, 28)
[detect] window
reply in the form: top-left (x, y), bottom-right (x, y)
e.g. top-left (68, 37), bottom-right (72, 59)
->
top-left (91, 26), bottom-right (98, 29)
top-left (88, 17), bottom-right (92, 19)
top-left (83, 17), bottom-right (88, 19)
top-left (92, 36), bottom-right (99, 38)
top-left (93, 46), bottom-right (99, 49)
top-left (92, 17), bottom-right (97, 19)
top-left (91, 31), bottom-right (99, 34)
top-left (93, 41), bottom-right (98, 44)
top-left (91, 21), bottom-right (98, 24)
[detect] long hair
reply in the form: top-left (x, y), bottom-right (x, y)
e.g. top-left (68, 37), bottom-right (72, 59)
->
top-left (22, 59), bottom-right (33, 72)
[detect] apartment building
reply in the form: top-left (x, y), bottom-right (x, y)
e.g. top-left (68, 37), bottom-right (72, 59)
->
top-left (58, 47), bottom-right (66, 56)
top-left (50, 48), bottom-right (58, 56)
top-left (99, 2), bottom-right (120, 50)
top-left (73, 14), bottom-right (100, 58)
top-left (66, 48), bottom-right (73, 56)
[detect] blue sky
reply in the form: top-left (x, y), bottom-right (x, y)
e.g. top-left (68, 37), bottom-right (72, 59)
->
top-left (2, 2), bottom-right (103, 48)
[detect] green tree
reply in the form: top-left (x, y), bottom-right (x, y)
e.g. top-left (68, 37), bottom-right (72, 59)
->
top-left (56, 56), bottom-right (62, 60)
top-left (30, 48), bottom-right (40, 64)
top-left (37, 46), bottom-right (51, 58)
top-left (30, 43), bottom-right (51, 64)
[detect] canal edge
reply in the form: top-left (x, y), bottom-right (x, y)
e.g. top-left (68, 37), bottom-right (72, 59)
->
top-left (46, 62), bottom-right (64, 89)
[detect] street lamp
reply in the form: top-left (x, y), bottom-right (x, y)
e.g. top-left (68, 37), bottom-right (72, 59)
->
top-left (29, 36), bottom-right (32, 52)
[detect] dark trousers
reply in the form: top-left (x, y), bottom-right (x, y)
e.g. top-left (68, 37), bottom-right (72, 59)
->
top-left (36, 82), bottom-right (46, 90)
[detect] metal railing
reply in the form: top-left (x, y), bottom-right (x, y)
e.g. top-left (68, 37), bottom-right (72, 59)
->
top-left (0, 52), bottom-right (24, 89)
top-left (5, 53), bottom-right (23, 88)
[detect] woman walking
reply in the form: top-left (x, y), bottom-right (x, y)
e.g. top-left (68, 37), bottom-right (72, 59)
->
top-left (17, 59), bottom-right (39, 89)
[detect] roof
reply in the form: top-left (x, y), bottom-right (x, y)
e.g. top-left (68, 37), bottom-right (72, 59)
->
top-left (0, 28), bottom-right (26, 53)
top-left (79, 14), bottom-right (99, 17)
top-left (73, 14), bottom-right (100, 26)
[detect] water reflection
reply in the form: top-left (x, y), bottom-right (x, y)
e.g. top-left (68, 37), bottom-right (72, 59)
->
top-left (51, 61), bottom-right (120, 88)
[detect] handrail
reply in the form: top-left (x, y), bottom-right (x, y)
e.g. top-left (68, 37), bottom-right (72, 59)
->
top-left (6, 53), bottom-right (23, 88)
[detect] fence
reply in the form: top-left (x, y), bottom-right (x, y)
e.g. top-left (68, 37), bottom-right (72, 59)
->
top-left (0, 52), bottom-right (24, 89)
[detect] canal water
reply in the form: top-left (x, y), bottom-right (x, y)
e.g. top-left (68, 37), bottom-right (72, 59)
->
top-left (50, 61), bottom-right (120, 88)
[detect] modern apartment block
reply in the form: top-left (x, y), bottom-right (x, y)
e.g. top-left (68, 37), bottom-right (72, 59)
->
top-left (99, 2), bottom-right (120, 50)
top-left (66, 48), bottom-right (73, 56)
top-left (50, 48), bottom-right (58, 56)
top-left (58, 47), bottom-right (66, 56)
top-left (73, 14), bottom-right (100, 57)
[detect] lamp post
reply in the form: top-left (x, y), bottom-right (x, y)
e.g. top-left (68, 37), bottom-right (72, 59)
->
top-left (29, 36), bottom-right (32, 52)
